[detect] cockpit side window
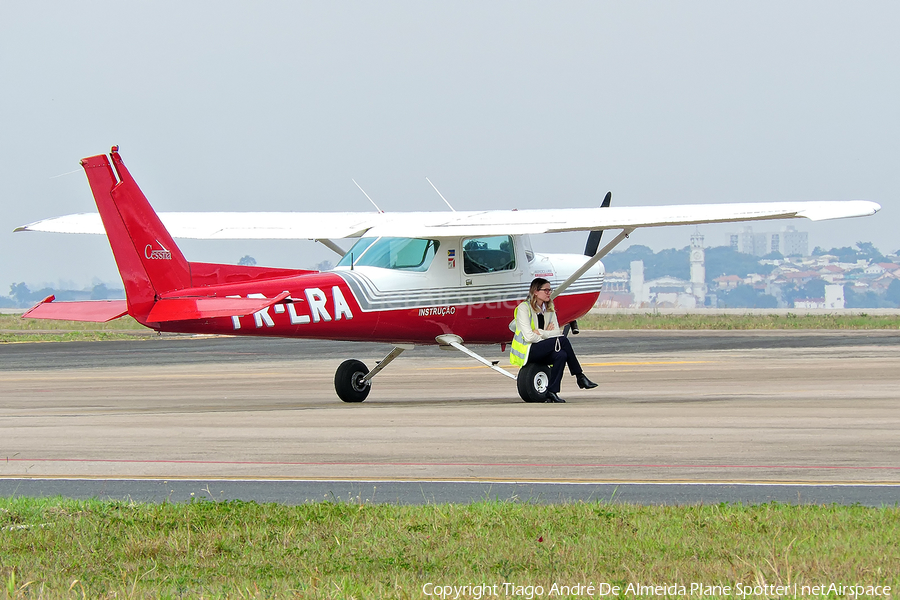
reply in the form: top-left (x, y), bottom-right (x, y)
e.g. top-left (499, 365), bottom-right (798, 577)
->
top-left (337, 237), bottom-right (440, 272)
top-left (463, 235), bottom-right (516, 274)
top-left (521, 235), bottom-right (535, 262)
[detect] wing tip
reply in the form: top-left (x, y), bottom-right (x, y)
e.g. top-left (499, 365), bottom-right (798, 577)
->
top-left (796, 200), bottom-right (882, 221)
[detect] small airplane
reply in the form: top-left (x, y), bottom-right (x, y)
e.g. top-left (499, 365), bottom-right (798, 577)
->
top-left (15, 147), bottom-right (880, 402)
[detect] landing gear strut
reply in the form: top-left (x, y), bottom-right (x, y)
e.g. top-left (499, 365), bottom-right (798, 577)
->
top-left (333, 344), bottom-right (413, 402)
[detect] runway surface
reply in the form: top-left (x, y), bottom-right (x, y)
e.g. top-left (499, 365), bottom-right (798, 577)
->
top-left (1, 331), bottom-right (899, 504)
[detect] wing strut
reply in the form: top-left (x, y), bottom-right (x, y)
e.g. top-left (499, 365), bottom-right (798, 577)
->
top-left (315, 238), bottom-right (346, 257)
top-left (551, 227), bottom-right (634, 301)
top-left (436, 334), bottom-right (517, 380)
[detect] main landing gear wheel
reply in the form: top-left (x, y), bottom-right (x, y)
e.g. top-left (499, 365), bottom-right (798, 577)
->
top-left (517, 363), bottom-right (551, 403)
top-left (335, 359), bottom-right (371, 403)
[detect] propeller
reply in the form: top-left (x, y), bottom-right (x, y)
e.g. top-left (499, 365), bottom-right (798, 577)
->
top-left (583, 191), bottom-right (612, 256)
top-left (567, 191), bottom-right (613, 337)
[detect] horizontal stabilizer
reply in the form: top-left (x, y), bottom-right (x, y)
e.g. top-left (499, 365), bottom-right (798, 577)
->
top-left (22, 296), bottom-right (128, 323)
top-left (146, 291), bottom-right (291, 322)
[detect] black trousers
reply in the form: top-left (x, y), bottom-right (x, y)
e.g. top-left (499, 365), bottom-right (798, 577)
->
top-left (526, 336), bottom-right (583, 393)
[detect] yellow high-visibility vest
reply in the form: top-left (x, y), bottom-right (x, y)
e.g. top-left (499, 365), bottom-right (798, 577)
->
top-left (509, 302), bottom-right (537, 366)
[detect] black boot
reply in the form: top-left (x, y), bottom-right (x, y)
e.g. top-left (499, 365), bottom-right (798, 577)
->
top-left (576, 373), bottom-right (598, 389)
top-left (545, 391), bottom-right (566, 403)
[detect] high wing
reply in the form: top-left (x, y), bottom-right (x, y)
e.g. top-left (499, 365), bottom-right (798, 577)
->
top-left (15, 200), bottom-right (881, 240)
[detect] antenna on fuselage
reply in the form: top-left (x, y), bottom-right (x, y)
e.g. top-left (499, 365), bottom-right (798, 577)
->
top-left (352, 179), bottom-right (383, 213)
top-left (48, 168), bottom-right (82, 179)
top-left (426, 177), bottom-right (456, 212)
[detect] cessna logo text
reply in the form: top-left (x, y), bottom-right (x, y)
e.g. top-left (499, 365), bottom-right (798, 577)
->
top-left (145, 242), bottom-right (172, 260)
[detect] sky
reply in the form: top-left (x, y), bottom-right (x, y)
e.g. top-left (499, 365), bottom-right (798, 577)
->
top-left (2, 1), bottom-right (897, 291)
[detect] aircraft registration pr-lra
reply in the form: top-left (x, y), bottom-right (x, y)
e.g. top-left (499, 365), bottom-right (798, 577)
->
top-left (15, 148), bottom-right (880, 402)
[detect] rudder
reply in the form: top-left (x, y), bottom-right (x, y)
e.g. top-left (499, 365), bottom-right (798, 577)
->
top-left (81, 147), bottom-right (191, 322)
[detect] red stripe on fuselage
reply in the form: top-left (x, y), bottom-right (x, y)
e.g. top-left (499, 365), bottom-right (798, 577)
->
top-left (155, 271), bottom-right (599, 345)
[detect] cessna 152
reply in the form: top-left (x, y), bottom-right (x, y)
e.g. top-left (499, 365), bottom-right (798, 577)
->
top-left (15, 147), bottom-right (880, 402)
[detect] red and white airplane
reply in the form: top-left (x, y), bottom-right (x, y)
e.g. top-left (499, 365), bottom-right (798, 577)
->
top-left (16, 147), bottom-right (880, 402)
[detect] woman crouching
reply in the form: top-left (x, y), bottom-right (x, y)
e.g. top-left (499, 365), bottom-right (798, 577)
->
top-left (510, 277), bottom-right (597, 403)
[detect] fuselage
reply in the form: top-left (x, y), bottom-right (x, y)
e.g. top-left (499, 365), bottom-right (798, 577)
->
top-left (153, 234), bottom-right (604, 345)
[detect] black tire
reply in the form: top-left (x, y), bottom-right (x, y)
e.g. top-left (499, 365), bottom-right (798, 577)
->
top-left (335, 359), bottom-right (371, 403)
top-left (517, 363), bottom-right (551, 403)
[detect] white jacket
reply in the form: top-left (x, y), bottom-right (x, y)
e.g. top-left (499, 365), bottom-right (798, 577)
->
top-left (514, 301), bottom-right (561, 344)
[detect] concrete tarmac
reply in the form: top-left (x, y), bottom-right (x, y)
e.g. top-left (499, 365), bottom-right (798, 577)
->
top-left (1, 332), bottom-right (898, 490)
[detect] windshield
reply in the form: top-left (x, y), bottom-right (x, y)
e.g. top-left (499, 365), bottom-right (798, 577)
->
top-left (337, 237), bottom-right (440, 272)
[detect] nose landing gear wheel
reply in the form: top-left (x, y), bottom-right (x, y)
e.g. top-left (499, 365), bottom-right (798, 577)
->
top-left (335, 359), bottom-right (371, 402)
top-left (517, 363), bottom-right (551, 403)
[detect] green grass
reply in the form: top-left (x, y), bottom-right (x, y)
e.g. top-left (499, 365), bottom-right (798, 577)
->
top-left (578, 312), bottom-right (900, 330)
top-left (0, 498), bottom-right (897, 598)
top-left (0, 314), bottom-right (154, 343)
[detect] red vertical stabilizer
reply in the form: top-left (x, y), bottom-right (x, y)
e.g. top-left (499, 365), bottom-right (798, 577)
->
top-left (81, 147), bottom-right (192, 323)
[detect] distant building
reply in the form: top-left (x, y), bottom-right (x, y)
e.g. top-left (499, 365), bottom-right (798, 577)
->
top-left (646, 276), bottom-right (697, 308)
top-left (713, 275), bottom-right (742, 290)
top-left (596, 292), bottom-right (634, 308)
top-left (597, 270), bottom-right (633, 307)
top-left (794, 285), bottom-right (845, 309)
top-left (630, 260), bottom-right (650, 306)
top-left (730, 227), bottom-right (766, 256)
top-left (611, 230), bottom-right (889, 309)
top-left (793, 298), bottom-right (825, 309)
top-left (825, 284), bottom-right (845, 309)
top-left (780, 226), bottom-right (808, 256)
top-left (819, 264), bottom-right (844, 283)
top-left (729, 225), bottom-right (807, 257)
top-left (602, 270), bottom-right (630, 293)
top-left (689, 232), bottom-right (707, 304)
top-left (627, 261), bottom-right (697, 308)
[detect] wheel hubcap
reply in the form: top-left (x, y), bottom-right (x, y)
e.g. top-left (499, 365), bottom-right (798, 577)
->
top-left (533, 372), bottom-right (549, 394)
top-left (351, 372), bottom-right (369, 392)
